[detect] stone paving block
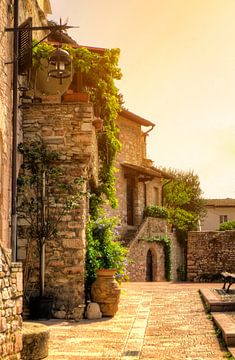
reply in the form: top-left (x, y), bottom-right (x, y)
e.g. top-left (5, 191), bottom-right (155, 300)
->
top-left (43, 283), bottom-right (227, 359)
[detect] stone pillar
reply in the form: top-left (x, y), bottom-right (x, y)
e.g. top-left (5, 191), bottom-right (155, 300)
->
top-left (19, 102), bottom-right (97, 319)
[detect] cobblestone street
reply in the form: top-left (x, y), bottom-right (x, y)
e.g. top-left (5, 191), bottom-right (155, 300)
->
top-left (44, 282), bottom-right (226, 359)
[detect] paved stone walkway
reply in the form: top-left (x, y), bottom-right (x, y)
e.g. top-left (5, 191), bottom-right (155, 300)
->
top-left (43, 282), bottom-right (227, 359)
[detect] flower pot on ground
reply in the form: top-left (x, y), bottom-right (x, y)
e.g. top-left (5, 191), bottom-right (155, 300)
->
top-left (85, 211), bottom-right (129, 305)
top-left (91, 269), bottom-right (121, 317)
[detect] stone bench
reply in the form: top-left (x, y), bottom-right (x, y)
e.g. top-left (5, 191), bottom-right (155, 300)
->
top-left (22, 322), bottom-right (49, 360)
top-left (221, 271), bottom-right (235, 293)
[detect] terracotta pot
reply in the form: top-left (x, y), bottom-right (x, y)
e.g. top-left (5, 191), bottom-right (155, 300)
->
top-left (62, 92), bottom-right (90, 103)
top-left (91, 269), bottom-right (121, 317)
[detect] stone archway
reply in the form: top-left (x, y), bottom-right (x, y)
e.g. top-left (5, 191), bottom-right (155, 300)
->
top-left (146, 249), bottom-right (153, 281)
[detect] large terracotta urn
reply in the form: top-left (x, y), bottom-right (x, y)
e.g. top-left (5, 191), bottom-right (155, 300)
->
top-left (91, 269), bottom-right (121, 317)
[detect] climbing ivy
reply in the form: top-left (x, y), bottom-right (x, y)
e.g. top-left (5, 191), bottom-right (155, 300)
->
top-left (144, 235), bottom-right (172, 281)
top-left (32, 42), bottom-right (123, 208)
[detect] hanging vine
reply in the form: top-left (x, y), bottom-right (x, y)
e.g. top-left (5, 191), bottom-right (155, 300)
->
top-left (32, 42), bottom-right (123, 208)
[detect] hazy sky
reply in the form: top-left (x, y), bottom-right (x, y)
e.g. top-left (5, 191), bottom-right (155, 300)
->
top-left (49, 0), bottom-right (235, 198)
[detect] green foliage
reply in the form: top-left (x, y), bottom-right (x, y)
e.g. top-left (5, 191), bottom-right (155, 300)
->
top-left (143, 205), bottom-right (168, 219)
top-left (162, 168), bottom-right (205, 233)
top-left (32, 42), bottom-right (123, 208)
top-left (219, 220), bottom-right (235, 231)
top-left (85, 209), bottom-right (128, 296)
top-left (225, 352), bottom-right (235, 360)
top-left (144, 235), bottom-right (172, 281)
top-left (32, 40), bottom-right (54, 69)
top-left (167, 208), bottom-right (198, 232)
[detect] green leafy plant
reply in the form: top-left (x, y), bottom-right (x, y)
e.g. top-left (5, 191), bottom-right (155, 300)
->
top-left (219, 220), bottom-right (235, 231)
top-left (167, 208), bottom-right (198, 232)
top-left (162, 168), bottom-right (205, 233)
top-left (144, 235), bottom-right (172, 281)
top-left (17, 140), bottom-right (85, 298)
top-left (85, 208), bottom-right (128, 297)
top-left (143, 205), bottom-right (168, 219)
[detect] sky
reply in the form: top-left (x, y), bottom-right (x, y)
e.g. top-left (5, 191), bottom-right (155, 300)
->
top-left (49, 0), bottom-right (235, 199)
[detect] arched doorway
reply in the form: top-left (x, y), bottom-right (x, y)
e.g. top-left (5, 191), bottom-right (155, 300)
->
top-left (146, 249), bottom-right (153, 281)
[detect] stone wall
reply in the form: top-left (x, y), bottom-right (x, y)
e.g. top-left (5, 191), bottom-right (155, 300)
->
top-left (187, 231), bottom-right (235, 281)
top-left (0, 0), bottom-right (13, 248)
top-left (127, 218), bottom-right (179, 281)
top-left (0, 246), bottom-right (23, 359)
top-left (18, 102), bottom-right (97, 319)
top-left (0, 0), bottom-right (49, 358)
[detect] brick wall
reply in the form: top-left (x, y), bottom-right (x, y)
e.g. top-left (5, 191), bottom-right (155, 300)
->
top-left (18, 102), bottom-right (97, 319)
top-left (187, 231), bottom-right (235, 281)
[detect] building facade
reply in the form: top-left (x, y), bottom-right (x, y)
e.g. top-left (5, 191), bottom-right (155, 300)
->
top-left (0, 1), bottom-right (52, 358)
top-left (201, 198), bottom-right (235, 231)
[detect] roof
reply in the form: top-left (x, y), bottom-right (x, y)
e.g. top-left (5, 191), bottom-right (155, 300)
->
top-left (119, 110), bottom-right (155, 127)
top-left (121, 162), bottom-right (173, 180)
top-left (205, 198), bottom-right (235, 207)
top-left (47, 27), bottom-right (106, 54)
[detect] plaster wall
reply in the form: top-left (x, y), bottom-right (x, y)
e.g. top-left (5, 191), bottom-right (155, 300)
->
top-left (201, 206), bottom-right (235, 231)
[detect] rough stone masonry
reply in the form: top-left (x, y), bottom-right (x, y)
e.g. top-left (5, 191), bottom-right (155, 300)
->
top-left (19, 102), bottom-right (98, 320)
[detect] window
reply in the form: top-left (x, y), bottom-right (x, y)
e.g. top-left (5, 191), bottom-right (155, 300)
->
top-left (220, 215), bottom-right (228, 224)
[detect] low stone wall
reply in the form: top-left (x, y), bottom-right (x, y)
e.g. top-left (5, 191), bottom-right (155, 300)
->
top-left (0, 246), bottom-right (23, 359)
top-left (187, 231), bottom-right (235, 281)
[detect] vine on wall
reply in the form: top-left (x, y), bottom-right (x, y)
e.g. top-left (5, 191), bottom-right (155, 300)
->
top-left (144, 235), bottom-right (172, 281)
top-left (32, 42), bottom-right (123, 208)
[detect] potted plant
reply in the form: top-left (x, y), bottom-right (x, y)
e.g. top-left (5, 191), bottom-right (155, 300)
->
top-left (17, 140), bottom-right (85, 319)
top-left (85, 209), bottom-right (128, 316)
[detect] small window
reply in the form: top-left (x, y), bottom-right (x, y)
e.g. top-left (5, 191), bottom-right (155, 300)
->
top-left (220, 215), bottom-right (228, 224)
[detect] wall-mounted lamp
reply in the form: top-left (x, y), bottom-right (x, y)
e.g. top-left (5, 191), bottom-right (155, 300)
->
top-left (48, 48), bottom-right (72, 84)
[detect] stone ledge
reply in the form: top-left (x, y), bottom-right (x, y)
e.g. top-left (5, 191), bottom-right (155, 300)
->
top-left (200, 288), bottom-right (235, 312)
top-left (212, 313), bottom-right (235, 347)
top-left (22, 322), bottom-right (49, 360)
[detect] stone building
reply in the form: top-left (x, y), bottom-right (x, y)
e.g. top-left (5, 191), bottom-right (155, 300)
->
top-left (0, 0), bottom-right (52, 358)
top-left (113, 110), bottom-right (182, 281)
top-left (201, 198), bottom-right (235, 231)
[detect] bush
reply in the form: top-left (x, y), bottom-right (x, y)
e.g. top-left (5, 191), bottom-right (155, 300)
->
top-left (219, 220), bottom-right (235, 231)
top-left (143, 205), bottom-right (168, 219)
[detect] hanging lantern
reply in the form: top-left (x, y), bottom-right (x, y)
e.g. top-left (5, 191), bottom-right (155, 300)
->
top-left (48, 48), bottom-right (72, 84)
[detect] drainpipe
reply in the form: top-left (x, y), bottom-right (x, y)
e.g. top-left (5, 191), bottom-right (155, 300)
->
top-left (143, 125), bottom-right (154, 136)
top-left (11, 0), bottom-right (19, 261)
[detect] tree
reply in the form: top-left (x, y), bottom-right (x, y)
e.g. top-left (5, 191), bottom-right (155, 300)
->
top-left (162, 168), bottom-right (206, 233)
top-left (17, 140), bottom-right (85, 299)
